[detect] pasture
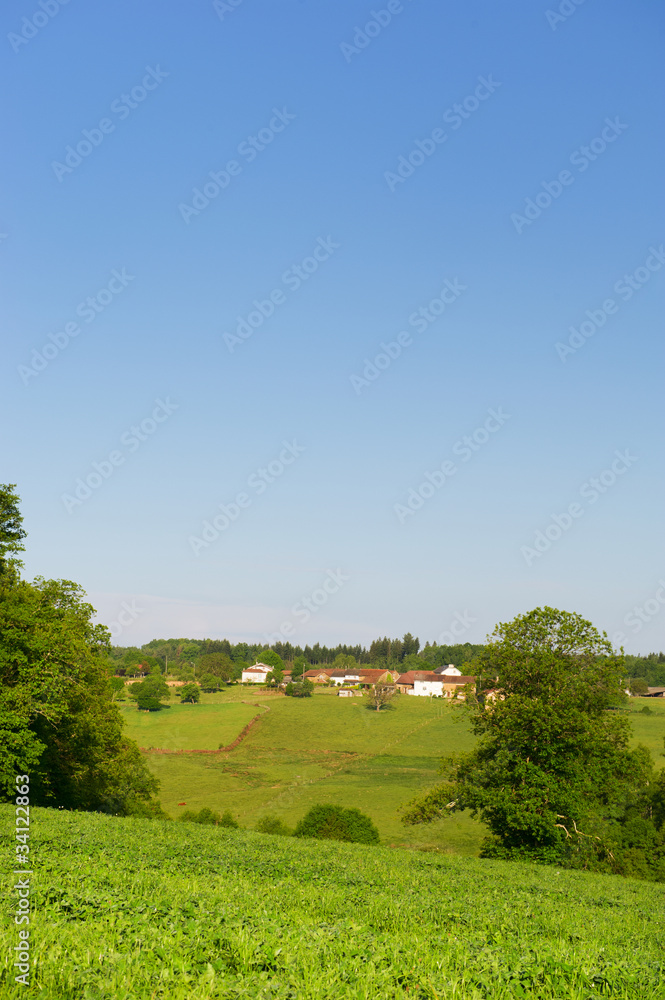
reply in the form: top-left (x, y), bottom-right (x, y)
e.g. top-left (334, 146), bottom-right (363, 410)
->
top-left (122, 688), bottom-right (665, 853)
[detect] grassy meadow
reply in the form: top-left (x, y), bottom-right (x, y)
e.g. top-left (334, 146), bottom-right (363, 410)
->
top-left (117, 687), bottom-right (665, 855)
top-left (1, 806), bottom-right (663, 999)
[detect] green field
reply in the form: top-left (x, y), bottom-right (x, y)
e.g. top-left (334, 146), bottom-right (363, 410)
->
top-left (123, 689), bottom-right (665, 855)
top-left (1, 806), bottom-right (663, 999)
top-left (119, 700), bottom-right (263, 750)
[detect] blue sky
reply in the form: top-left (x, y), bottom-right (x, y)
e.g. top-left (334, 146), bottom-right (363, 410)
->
top-left (2, 0), bottom-right (664, 653)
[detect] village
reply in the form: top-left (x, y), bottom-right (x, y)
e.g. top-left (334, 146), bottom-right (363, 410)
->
top-left (240, 661), bottom-right (477, 698)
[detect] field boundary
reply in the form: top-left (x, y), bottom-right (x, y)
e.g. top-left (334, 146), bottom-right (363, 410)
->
top-left (139, 703), bottom-right (270, 755)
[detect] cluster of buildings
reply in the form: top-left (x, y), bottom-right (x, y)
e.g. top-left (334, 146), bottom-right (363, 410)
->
top-left (241, 662), bottom-right (476, 699)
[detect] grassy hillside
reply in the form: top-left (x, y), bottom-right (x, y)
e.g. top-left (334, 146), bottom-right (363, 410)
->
top-left (122, 689), bottom-right (665, 855)
top-left (1, 806), bottom-right (663, 999)
top-left (119, 700), bottom-right (263, 750)
top-left (134, 688), bottom-right (485, 853)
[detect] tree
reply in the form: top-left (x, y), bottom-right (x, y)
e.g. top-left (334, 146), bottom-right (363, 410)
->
top-left (333, 653), bottom-right (357, 669)
top-left (257, 649), bottom-right (285, 672)
top-left (294, 804), bottom-right (379, 844)
top-left (285, 678), bottom-right (314, 698)
top-left (197, 652), bottom-right (234, 683)
top-left (129, 674), bottom-right (170, 711)
top-left (402, 607), bottom-right (652, 871)
top-left (292, 656), bottom-right (306, 680)
top-left (629, 677), bottom-right (649, 696)
top-left (179, 683), bottom-right (200, 703)
top-left (0, 483), bottom-right (27, 576)
top-left (365, 682), bottom-right (396, 712)
top-left (0, 569), bottom-right (159, 813)
top-left (199, 673), bottom-right (223, 692)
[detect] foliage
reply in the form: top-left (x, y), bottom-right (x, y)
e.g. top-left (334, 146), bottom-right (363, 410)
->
top-left (0, 548), bottom-right (159, 813)
top-left (199, 673), bottom-right (224, 692)
top-left (255, 813), bottom-right (292, 836)
top-left (0, 483), bottom-right (26, 576)
top-left (294, 803), bottom-right (380, 844)
top-left (197, 652), bottom-right (235, 683)
top-left (333, 652), bottom-right (357, 669)
top-left (629, 676), bottom-right (649, 696)
top-left (178, 683), bottom-right (200, 703)
top-left (403, 607), bottom-right (656, 876)
top-left (284, 678), bottom-right (314, 698)
top-left (129, 674), bottom-right (170, 712)
top-left (291, 655), bottom-right (306, 679)
top-left (365, 682), bottom-right (396, 712)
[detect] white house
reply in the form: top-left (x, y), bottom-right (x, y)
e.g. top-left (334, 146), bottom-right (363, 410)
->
top-left (241, 662), bottom-right (272, 683)
top-left (434, 664), bottom-right (462, 676)
top-left (330, 671), bottom-right (362, 686)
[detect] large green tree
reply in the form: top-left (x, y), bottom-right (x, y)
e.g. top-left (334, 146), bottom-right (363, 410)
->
top-left (0, 486), bottom-right (159, 814)
top-left (402, 607), bottom-right (653, 871)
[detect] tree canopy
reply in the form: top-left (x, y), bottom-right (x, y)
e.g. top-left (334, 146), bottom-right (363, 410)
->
top-left (0, 485), bottom-right (160, 814)
top-left (402, 607), bottom-right (659, 874)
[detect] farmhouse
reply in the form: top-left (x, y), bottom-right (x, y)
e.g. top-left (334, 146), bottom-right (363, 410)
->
top-left (433, 664), bottom-right (462, 676)
top-left (304, 669), bottom-right (335, 684)
top-left (646, 687), bottom-right (665, 697)
top-left (396, 671), bottom-right (476, 698)
top-left (241, 662), bottom-right (273, 683)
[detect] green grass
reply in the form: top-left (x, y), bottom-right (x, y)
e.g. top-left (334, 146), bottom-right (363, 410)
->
top-left (626, 697), bottom-right (665, 768)
top-left (118, 700), bottom-right (262, 751)
top-left (1, 806), bottom-right (663, 999)
top-left (139, 690), bottom-right (485, 853)
top-left (126, 689), bottom-right (665, 856)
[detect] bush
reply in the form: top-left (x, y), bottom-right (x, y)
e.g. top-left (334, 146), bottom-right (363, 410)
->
top-left (179, 683), bottom-right (200, 703)
top-left (285, 679), bottom-right (314, 698)
top-left (294, 804), bottom-right (379, 845)
top-left (255, 814), bottom-right (292, 836)
top-left (178, 807), bottom-right (239, 827)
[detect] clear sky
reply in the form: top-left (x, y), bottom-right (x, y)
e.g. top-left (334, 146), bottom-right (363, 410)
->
top-left (2, 0), bottom-right (664, 653)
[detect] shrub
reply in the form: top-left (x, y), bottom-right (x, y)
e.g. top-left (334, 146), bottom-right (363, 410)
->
top-left (178, 807), bottom-right (239, 827)
top-left (219, 810), bottom-right (239, 828)
top-left (285, 679), bottom-right (314, 698)
top-left (294, 804), bottom-right (379, 845)
top-left (255, 814), bottom-right (292, 836)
